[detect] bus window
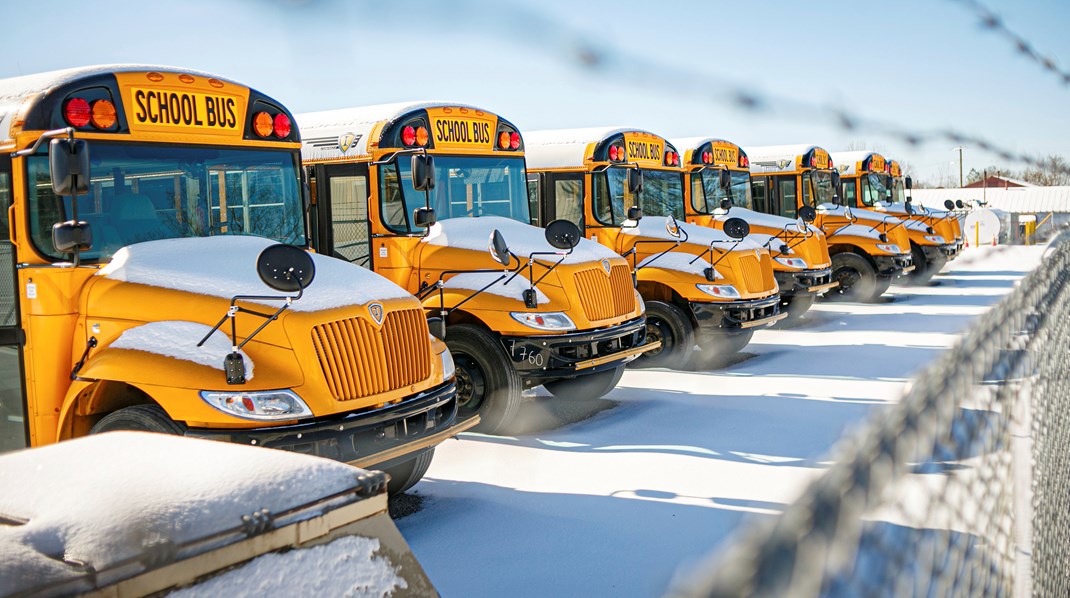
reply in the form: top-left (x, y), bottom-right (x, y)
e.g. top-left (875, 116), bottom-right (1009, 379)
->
top-left (752, 178), bottom-right (769, 214)
top-left (526, 176), bottom-right (540, 227)
top-left (325, 169), bottom-right (372, 267)
top-left (0, 157), bottom-right (25, 452)
top-left (778, 177), bottom-right (797, 218)
top-left (554, 177), bottom-right (584, 228)
top-left (843, 180), bottom-right (857, 207)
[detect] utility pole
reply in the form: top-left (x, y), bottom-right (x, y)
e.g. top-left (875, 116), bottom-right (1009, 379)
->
top-left (954, 146), bottom-right (965, 187)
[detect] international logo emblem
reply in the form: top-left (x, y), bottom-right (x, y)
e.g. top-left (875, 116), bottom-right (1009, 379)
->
top-left (601, 258), bottom-right (612, 275)
top-left (368, 303), bottom-right (384, 326)
top-left (338, 132), bottom-right (360, 154)
top-left (754, 249), bottom-right (762, 259)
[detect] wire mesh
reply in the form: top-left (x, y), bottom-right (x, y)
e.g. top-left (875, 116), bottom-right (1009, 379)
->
top-left (666, 232), bottom-right (1070, 598)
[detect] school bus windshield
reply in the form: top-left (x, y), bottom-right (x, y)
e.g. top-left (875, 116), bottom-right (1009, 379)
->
top-left (891, 178), bottom-right (907, 204)
top-left (692, 169), bottom-right (752, 213)
top-left (803, 170), bottom-right (837, 207)
top-left (594, 168), bottom-right (683, 225)
top-left (381, 155), bottom-right (529, 233)
top-left (26, 144), bottom-right (305, 262)
top-left (860, 173), bottom-right (889, 207)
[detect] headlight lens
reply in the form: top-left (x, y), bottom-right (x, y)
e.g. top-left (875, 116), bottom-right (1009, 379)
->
top-left (440, 348), bottom-right (456, 380)
top-left (774, 257), bottom-right (807, 269)
top-left (696, 283), bottom-right (741, 299)
top-left (200, 389), bottom-right (312, 421)
top-left (924, 235), bottom-right (945, 244)
top-left (875, 243), bottom-right (901, 254)
top-left (510, 311), bottom-right (576, 331)
top-left (634, 289), bottom-right (645, 313)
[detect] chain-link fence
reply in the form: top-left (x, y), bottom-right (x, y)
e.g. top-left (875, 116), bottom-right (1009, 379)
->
top-left (666, 232), bottom-right (1070, 598)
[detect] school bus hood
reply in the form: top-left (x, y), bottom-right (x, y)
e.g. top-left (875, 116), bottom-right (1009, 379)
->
top-left (423, 216), bottom-right (620, 264)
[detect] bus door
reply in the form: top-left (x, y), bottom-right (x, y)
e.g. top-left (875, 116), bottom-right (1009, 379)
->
top-left (775, 175), bottom-right (798, 218)
top-left (0, 155), bottom-right (27, 452)
top-left (312, 163), bottom-right (373, 269)
top-left (534, 173), bottom-right (585, 231)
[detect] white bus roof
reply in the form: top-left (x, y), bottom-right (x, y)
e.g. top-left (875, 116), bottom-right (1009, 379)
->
top-left (296, 100), bottom-right (493, 162)
top-left (744, 144), bottom-right (827, 174)
top-left (671, 137), bottom-right (742, 151)
top-left (829, 150), bottom-right (881, 176)
top-left (525, 127), bottom-right (672, 169)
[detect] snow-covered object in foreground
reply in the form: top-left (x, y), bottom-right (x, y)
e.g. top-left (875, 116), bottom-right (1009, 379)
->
top-left (110, 320), bottom-right (254, 379)
top-left (171, 536), bottom-right (405, 598)
top-left (0, 433), bottom-right (418, 596)
top-left (442, 272), bottom-right (549, 305)
top-left (424, 216), bottom-right (619, 264)
top-left (98, 236), bottom-right (412, 312)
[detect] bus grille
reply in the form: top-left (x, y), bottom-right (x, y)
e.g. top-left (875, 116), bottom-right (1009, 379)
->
top-left (310, 308), bottom-right (431, 401)
top-left (574, 264), bottom-right (634, 321)
top-left (739, 254), bottom-right (766, 292)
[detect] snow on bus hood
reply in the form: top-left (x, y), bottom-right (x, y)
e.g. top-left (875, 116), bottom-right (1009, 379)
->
top-left (818, 204), bottom-right (902, 226)
top-left (620, 216), bottom-right (762, 252)
top-left (97, 236), bottom-right (412, 312)
top-left (424, 216), bottom-right (619, 264)
top-left (714, 207), bottom-right (810, 233)
top-left (110, 321), bottom-right (254, 378)
top-left (827, 223), bottom-right (888, 242)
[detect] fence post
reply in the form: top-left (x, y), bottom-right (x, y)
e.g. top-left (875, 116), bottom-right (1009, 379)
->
top-left (1011, 367), bottom-right (1034, 596)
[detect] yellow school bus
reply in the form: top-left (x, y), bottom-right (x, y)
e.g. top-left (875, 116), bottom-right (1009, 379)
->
top-left (746, 145), bottom-right (914, 301)
top-left (0, 66), bottom-right (466, 494)
top-left (886, 158), bottom-right (964, 262)
top-left (673, 137), bottom-right (836, 321)
top-left (831, 151), bottom-right (951, 283)
top-left (525, 128), bottom-right (784, 368)
top-left (298, 104), bottom-right (652, 434)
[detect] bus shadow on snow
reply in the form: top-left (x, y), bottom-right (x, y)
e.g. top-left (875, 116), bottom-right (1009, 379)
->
top-left (720, 343), bottom-right (945, 381)
top-left (397, 479), bottom-right (783, 598)
top-left (808, 311), bottom-right (979, 334)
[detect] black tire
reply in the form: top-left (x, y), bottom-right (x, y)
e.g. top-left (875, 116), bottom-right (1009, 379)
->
top-left (779, 293), bottom-right (816, 324)
top-left (446, 324), bottom-right (522, 434)
top-left (543, 365), bottom-right (625, 400)
top-left (828, 252), bottom-right (880, 302)
top-left (383, 449), bottom-right (435, 495)
top-left (90, 404), bottom-right (185, 435)
top-left (904, 242), bottom-right (945, 285)
top-left (874, 275), bottom-right (894, 297)
top-left (629, 301), bottom-right (695, 369)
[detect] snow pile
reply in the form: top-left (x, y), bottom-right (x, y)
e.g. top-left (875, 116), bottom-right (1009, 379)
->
top-left (637, 252), bottom-right (722, 279)
top-left (0, 433), bottom-right (369, 596)
top-left (98, 236), bottom-right (412, 312)
top-left (442, 272), bottom-right (549, 305)
top-left (109, 321), bottom-right (253, 379)
top-left (171, 536), bottom-right (405, 598)
top-left (424, 216), bottom-right (618, 264)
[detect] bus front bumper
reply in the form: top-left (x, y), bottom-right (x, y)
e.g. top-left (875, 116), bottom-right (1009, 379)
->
top-left (873, 254), bottom-right (915, 277)
top-left (690, 295), bottom-right (787, 334)
top-left (940, 242), bottom-right (962, 260)
top-left (773, 268), bottom-right (838, 296)
top-left (186, 380), bottom-right (467, 470)
top-left (501, 316), bottom-right (656, 381)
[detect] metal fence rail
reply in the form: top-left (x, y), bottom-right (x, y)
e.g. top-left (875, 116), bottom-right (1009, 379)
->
top-left (666, 233), bottom-right (1070, 598)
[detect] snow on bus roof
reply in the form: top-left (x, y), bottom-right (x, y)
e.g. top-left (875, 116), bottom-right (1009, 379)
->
top-left (525, 127), bottom-right (670, 169)
top-left (97, 235), bottom-right (413, 312)
top-left (829, 150), bottom-right (882, 175)
top-left (744, 145), bottom-right (827, 174)
top-left (296, 101), bottom-right (495, 162)
top-left (0, 432), bottom-right (368, 596)
top-left (670, 137), bottom-right (741, 152)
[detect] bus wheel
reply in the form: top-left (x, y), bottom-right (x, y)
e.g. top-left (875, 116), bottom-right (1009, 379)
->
top-left (90, 404), bottom-right (185, 435)
top-left (778, 294), bottom-right (815, 324)
top-left (629, 301), bottom-right (694, 370)
top-left (828, 253), bottom-right (878, 302)
top-left (383, 448), bottom-right (435, 495)
top-left (446, 324), bottom-right (522, 435)
top-left (543, 365), bottom-right (625, 400)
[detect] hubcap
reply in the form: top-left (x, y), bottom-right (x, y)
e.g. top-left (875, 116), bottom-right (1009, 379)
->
top-left (834, 267), bottom-right (860, 294)
top-left (453, 354), bottom-right (487, 414)
top-left (643, 318), bottom-right (672, 358)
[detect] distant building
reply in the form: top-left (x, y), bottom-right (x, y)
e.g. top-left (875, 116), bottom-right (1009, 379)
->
top-left (963, 175), bottom-right (1035, 189)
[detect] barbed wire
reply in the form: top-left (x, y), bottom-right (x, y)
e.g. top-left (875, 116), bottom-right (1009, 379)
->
top-left (949, 0), bottom-right (1070, 88)
top-left (296, 0), bottom-right (1070, 178)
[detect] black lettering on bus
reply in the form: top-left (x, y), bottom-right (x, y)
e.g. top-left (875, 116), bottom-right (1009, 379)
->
top-left (224, 98), bottom-right (236, 128)
top-left (134, 90), bottom-right (148, 122)
top-left (180, 95), bottom-right (194, 125)
top-left (475, 122), bottom-right (489, 144)
top-left (168, 93), bottom-right (182, 125)
top-left (205, 96), bottom-right (217, 127)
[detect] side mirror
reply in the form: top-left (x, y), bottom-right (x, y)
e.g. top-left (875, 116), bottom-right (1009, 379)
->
top-left (718, 169), bottom-right (731, 190)
top-left (49, 138), bottom-right (91, 196)
top-left (723, 217), bottom-right (750, 240)
top-left (778, 243), bottom-right (790, 255)
top-left (626, 205), bottom-right (642, 221)
top-left (798, 205), bottom-right (817, 223)
top-left (956, 200), bottom-right (965, 209)
top-left (413, 206), bottom-right (437, 228)
top-left (906, 203), bottom-right (916, 215)
top-left (52, 221), bottom-right (92, 253)
top-left (831, 195), bottom-right (842, 206)
top-left (944, 200), bottom-right (955, 210)
top-left (665, 214), bottom-right (681, 238)
top-left (257, 244), bottom-right (316, 293)
top-left (544, 219), bottom-right (581, 250)
top-left (905, 196), bottom-right (912, 203)
top-left (831, 171), bottom-right (841, 189)
top-left (411, 154), bottom-right (436, 191)
top-left (905, 176), bottom-right (913, 190)
top-left (719, 198), bottom-right (731, 212)
top-left (879, 233), bottom-right (889, 243)
top-left (489, 229), bottom-right (511, 267)
top-left (627, 167), bottom-right (643, 194)
top-left (926, 226), bottom-right (935, 234)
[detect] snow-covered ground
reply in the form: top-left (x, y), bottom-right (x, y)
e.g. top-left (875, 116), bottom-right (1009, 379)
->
top-left (396, 244), bottom-right (1047, 597)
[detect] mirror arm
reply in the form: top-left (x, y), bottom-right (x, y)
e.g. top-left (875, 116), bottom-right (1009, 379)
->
top-left (11, 127), bottom-right (74, 158)
top-left (371, 147), bottom-right (427, 166)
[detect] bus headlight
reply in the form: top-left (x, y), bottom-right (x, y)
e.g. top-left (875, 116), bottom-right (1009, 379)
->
top-left (634, 289), bottom-right (645, 312)
top-left (510, 311), bottom-right (576, 331)
top-left (696, 283), bottom-right (741, 299)
top-left (773, 257), bottom-right (807, 269)
top-left (924, 235), bottom-right (945, 244)
top-left (200, 389), bottom-right (313, 421)
top-left (875, 243), bottom-right (901, 254)
top-left (441, 348), bottom-right (456, 380)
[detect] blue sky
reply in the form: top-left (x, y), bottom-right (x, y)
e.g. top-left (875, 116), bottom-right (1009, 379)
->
top-left (4, 0), bottom-right (1068, 184)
